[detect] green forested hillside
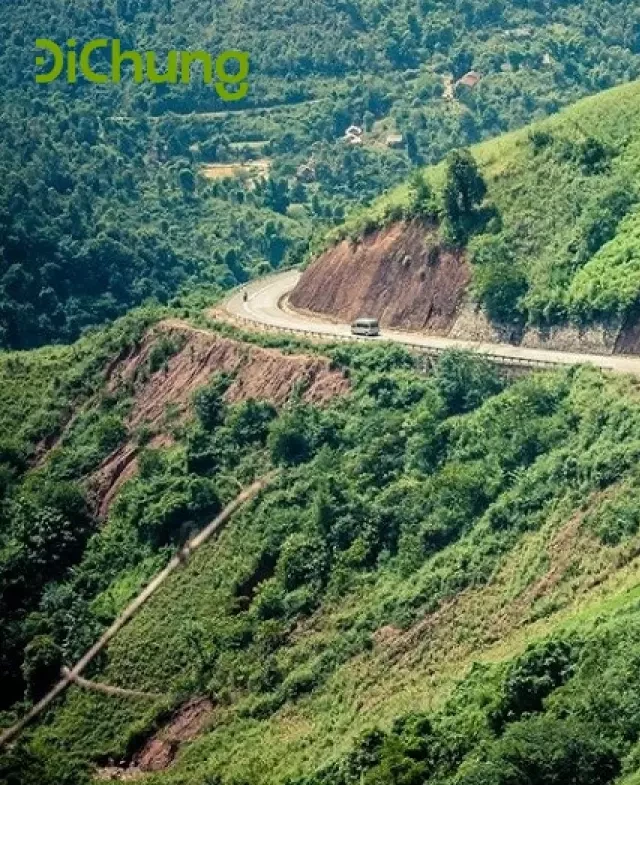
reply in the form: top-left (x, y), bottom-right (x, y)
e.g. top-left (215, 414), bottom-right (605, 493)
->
top-left (4, 1), bottom-right (640, 788)
top-left (2, 0), bottom-right (640, 347)
top-left (4, 309), bottom-right (640, 783)
top-left (334, 80), bottom-right (640, 328)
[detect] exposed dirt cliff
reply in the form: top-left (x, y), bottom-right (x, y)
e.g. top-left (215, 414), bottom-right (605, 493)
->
top-left (97, 697), bottom-right (215, 781)
top-left (291, 222), bottom-right (640, 357)
top-left (291, 221), bottom-right (471, 332)
top-left (88, 322), bottom-right (349, 516)
top-left (614, 311), bottom-right (640, 355)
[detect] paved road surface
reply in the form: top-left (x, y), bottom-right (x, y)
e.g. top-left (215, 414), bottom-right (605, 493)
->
top-left (221, 270), bottom-right (640, 375)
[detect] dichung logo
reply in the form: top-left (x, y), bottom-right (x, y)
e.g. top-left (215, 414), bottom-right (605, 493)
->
top-left (35, 39), bottom-right (249, 101)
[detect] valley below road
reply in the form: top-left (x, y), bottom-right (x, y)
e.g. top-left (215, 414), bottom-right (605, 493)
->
top-left (221, 270), bottom-right (640, 376)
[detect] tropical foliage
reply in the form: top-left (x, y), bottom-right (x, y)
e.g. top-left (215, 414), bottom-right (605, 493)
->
top-left (4, 313), bottom-right (640, 784)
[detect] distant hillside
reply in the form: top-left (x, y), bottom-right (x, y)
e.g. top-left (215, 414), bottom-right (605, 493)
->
top-left (298, 81), bottom-right (640, 353)
top-left (2, 1), bottom-right (640, 348)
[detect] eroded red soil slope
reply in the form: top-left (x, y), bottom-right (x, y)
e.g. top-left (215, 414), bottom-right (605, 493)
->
top-left (89, 322), bottom-right (349, 515)
top-left (97, 697), bottom-right (215, 781)
top-left (291, 221), bottom-right (471, 332)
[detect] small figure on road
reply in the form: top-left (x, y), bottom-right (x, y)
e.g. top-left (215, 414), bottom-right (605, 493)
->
top-left (243, 291), bottom-right (248, 303)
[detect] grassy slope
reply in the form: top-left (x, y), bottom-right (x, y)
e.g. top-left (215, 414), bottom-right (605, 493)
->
top-left (157, 522), bottom-right (640, 783)
top-left (18, 360), bottom-right (640, 784)
top-left (142, 490), bottom-right (640, 782)
top-left (332, 80), bottom-right (640, 325)
top-left (0, 307), bottom-right (164, 460)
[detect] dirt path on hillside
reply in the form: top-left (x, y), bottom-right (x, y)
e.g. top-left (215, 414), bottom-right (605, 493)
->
top-left (61, 668), bottom-right (162, 700)
top-left (0, 475), bottom-right (274, 749)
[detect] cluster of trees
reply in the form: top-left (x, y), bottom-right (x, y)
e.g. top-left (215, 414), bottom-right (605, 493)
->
top-left (336, 78), bottom-right (640, 330)
top-left (343, 146), bottom-right (491, 250)
top-left (308, 563), bottom-right (640, 787)
top-left (311, 633), bottom-right (632, 784)
top-left (0, 98), bottom-right (310, 349)
top-left (9, 0), bottom-right (638, 93)
top-left (408, 147), bottom-right (491, 245)
top-left (0, 309), bottom-right (164, 706)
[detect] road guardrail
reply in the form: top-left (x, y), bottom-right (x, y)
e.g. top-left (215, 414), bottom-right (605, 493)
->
top-left (221, 311), bottom-right (595, 372)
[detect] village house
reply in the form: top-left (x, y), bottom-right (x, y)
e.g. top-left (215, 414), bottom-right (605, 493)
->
top-left (456, 70), bottom-right (482, 90)
top-left (344, 125), bottom-right (364, 145)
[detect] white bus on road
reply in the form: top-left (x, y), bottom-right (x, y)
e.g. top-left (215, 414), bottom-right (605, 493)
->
top-left (351, 317), bottom-right (380, 337)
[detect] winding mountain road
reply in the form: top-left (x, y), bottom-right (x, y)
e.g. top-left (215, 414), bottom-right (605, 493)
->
top-left (221, 270), bottom-right (640, 376)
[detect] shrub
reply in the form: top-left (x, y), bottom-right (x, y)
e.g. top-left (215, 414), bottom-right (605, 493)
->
top-left (148, 334), bottom-right (184, 373)
top-left (456, 717), bottom-right (620, 785)
top-left (490, 639), bottom-right (578, 731)
top-left (21, 635), bottom-right (62, 701)
top-left (193, 373), bottom-right (232, 432)
top-left (587, 488), bottom-right (640, 545)
top-left (94, 414), bottom-right (127, 455)
top-left (268, 407), bottom-right (328, 466)
top-left (471, 234), bottom-right (529, 324)
top-left (407, 170), bottom-right (437, 221)
top-left (282, 665), bottom-right (319, 700)
top-left (433, 350), bottom-right (503, 415)
top-left (277, 532), bottom-right (330, 591)
top-left (227, 399), bottom-right (276, 446)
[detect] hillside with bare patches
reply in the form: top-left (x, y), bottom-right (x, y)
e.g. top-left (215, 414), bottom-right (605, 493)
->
top-left (89, 322), bottom-right (349, 515)
top-left (291, 221), bottom-right (471, 333)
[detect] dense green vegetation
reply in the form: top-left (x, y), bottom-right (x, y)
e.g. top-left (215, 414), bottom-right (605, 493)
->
top-left (0, 97), bottom-right (310, 349)
top-left (4, 0), bottom-right (640, 787)
top-left (4, 305), bottom-right (640, 783)
top-left (331, 80), bottom-right (640, 329)
top-left (0, 306), bottom-right (166, 706)
top-left (2, 1), bottom-right (640, 347)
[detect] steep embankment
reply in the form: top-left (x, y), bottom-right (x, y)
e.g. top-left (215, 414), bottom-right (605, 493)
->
top-left (0, 476), bottom-right (272, 751)
top-left (293, 80), bottom-right (640, 356)
top-left (0, 309), bottom-right (353, 736)
top-left (89, 321), bottom-right (349, 515)
top-left (290, 221), bottom-right (470, 333)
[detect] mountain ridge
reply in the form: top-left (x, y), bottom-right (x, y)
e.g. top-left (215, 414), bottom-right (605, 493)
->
top-left (298, 80), bottom-right (640, 353)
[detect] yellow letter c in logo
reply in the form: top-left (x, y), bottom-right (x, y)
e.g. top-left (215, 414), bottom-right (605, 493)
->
top-left (80, 39), bottom-right (110, 83)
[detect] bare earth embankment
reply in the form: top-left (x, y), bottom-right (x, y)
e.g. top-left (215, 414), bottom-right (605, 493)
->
top-left (291, 221), bottom-right (471, 333)
top-left (90, 321), bottom-right (349, 516)
top-left (290, 222), bottom-right (640, 357)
